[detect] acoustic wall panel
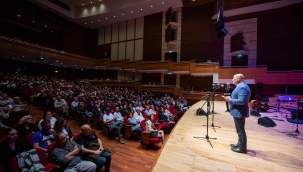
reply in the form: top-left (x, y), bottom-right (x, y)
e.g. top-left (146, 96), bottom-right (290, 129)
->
top-left (126, 41), bottom-right (134, 60)
top-left (118, 42), bottom-right (126, 60)
top-left (98, 27), bottom-right (104, 45)
top-left (119, 21), bottom-right (126, 41)
top-left (134, 72), bottom-right (142, 81)
top-left (135, 17), bottom-right (144, 39)
top-left (105, 25), bottom-right (112, 44)
top-left (112, 23), bottom-right (119, 43)
top-left (127, 19), bottom-right (135, 40)
top-left (125, 71), bottom-right (133, 80)
top-left (111, 43), bottom-right (118, 60)
top-left (117, 71), bottom-right (124, 80)
top-left (135, 39), bottom-right (143, 60)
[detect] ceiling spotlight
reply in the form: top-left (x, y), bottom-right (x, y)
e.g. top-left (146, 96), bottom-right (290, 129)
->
top-left (32, 21), bottom-right (34, 22)
top-left (114, 16), bottom-right (115, 17)
top-left (98, 20), bottom-right (100, 21)
top-left (131, 11), bottom-right (133, 13)
top-left (162, 2), bottom-right (164, 4)
top-left (22, 56), bottom-right (24, 57)
top-left (61, 63), bottom-right (63, 64)
top-left (45, 25), bottom-right (47, 27)
top-left (50, 64), bottom-right (52, 65)
top-left (84, 23), bottom-right (86, 24)
top-left (99, 0), bottom-right (101, 1)
top-left (91, 21), bottom-right (93, 23)
top-left (18, 15), bottom-right (20, 17)
top-left (141, 8), bottom-right (143, 10)
top-left (91, 2), bottom-right (92, 3)
top-left (33, 61), bottom-right (35, 62)
top-left (151, 5), bottom-right (153, 7)
top-left (51, 31), bottom-right (53, 32)
top-left (75, 65), bottom-right (77, 66)
top-left (106, 18), bottom-right (108, 19)
top-left (56, 60), bottom-right (58, 62)
top-left (65, 66), bottom-right (66, 67)
top-left (12, 58), bottom-right (15, 59)
top-left (122, 14), bottom-right (124, 15)
top-left (82, 4), bottom-right (84, 5)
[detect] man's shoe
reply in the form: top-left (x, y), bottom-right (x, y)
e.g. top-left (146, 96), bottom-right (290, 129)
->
top-left (230, 144), bottom-right (237, 148)
top-left (231, 147), bottom-right (246, 154)
top-left (119, 139), bottom-right (125, 144)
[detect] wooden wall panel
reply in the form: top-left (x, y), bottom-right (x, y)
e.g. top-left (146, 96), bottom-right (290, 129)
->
top-left (111, 43), bottom-right (118, 60)
top-left (98, 27), bottom-right (105, 45)
top-left (105, 26), bottom-right (112, 44)
top-left (126, 41), bottom-right (134, 60)
top-left (180, 75), bottom-right (213, 91)
top-left (119, 21), bottom-right (126, 41)
top-left (181, 2), bottom-right (224, 63)
top-left (112, 23), bottom-right (119, 43)
top-left (135, 39), bottom-right (143, 60)
top-left (135, 17), bottom-right (144, 39)
top-left (127, 19), bottom-right (135, 40)
top-left (118, 42), bottom-right (126, 60)
top-left (143, 12), bottom-right (162, 61)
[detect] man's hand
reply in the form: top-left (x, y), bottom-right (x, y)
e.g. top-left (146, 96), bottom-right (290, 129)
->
top-left (94, 150), bottom-right (102, 155)
top-left (73, 145), bottom-right (80, 154)
top-left (224, 96), bottom-right (230, 102)
top-left (99, 146), bottom-right (104, 152)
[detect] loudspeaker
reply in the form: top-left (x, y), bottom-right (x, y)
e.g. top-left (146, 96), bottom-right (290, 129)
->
top-left (250, 110), bottom-right (261, 117)
top-left (217, 28), bottom-right (228, 39)
top-left (258, 117), bottom-right (276, 127)
top-left (196, 108), bottom-right (207, 116)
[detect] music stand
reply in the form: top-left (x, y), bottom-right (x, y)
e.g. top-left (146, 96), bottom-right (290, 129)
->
top-left (194, 93), bottom-right (217, 148)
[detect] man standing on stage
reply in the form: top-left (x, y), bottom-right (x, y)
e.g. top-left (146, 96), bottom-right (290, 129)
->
top-left (224, 74), bottom-right (251, 154)
top-left (224, 83), bottom-right (234, 112)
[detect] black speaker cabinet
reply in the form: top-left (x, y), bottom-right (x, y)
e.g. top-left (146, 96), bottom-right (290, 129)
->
top-left (251, 110), bottom-right (261, 117)
top-left (258, 117), bottom-right (276, 127)
top-left (196, 108), bottom-right (207, 116)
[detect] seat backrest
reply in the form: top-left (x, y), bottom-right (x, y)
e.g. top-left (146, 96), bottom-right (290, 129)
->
top-left (26, 132), bottom-right (35, 150)
top-left (169, 105), bottom-right (175, 113)
top-left (73, 132), bottom-right (81, 142)
top-left (47, 141), bottom-right (57, 163)
top-left (140, 120), bottom-right (146, 131)
top-left (35, 148), bottom-right (48, 166)
top-left (0, 166), bottom-right (5, 172)
top-left (9, 157), bottom-right (20, 172)
top-left (0, 127), bottom-right (7, 140)
top-left (36, 119), bottom-right (42, 129)
top-left (124, 115), bottom-right (128, 125)
top-left (12, 124), bottom-right (19, 129)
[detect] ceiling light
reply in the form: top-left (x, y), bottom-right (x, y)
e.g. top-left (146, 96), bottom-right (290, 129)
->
top-left (51, 31), bottom-right (53, 32)
top-left (84, 23), bottom-right (86, 24)
top-left (61, 63), bottom-right (63, 64)
top-left (32, 21), bottom-right (34, 22)
top-left (162, 2), bottom-right (164, 4)
top-left (82, 4), bottom-right (84, 5)
top-left (45, 25), bottom-right (47, 27)
top-left (33, 61), bottom-right (35, 62)
top-left (99, 0), bottom-right (101, 1)
top-left (18, 15), bottom-right (20, 17)
top-left (122, 14), bottom-right (124, 15)
top-left (12, 58), bottom-right (15, 59)
top-left (114, 16), bottom-right (115, 17)
top-left (56, 60), bottom-right (58, 62)
top-left (106, 18), bottom-right (108, 19)
top-left (65, 66), bottom-right (66, 67)
top-left (98, 20), bottom-right (100, 21)
top-left (22, 56), bottom-right (24, 57)
top-left (141, 8), bottom-right (143, 10)
top-left (91, 21), bottom-right (93, 23)
top-left (151, 5), bottom-right (153, 7)
top-left (91, 2), bottom-right (92, 3)
top-left (75, 65), bottom-right (77, 66)
top-left (50, 64), bottom-right (52, 65)
top-left (131, 11), bottom-right (133, 13)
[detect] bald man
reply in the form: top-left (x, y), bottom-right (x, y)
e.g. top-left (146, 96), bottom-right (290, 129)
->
top-left (76, 125), bottom-right (111, 172)
top-left (224, 74), bottom-right (251, 154)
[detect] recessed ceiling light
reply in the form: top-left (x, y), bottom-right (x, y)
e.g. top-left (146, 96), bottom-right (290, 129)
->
top-left (50, 64), bottom-right (52, 65)
top-left (106, 18), bottom-right (108, 19)
top-left (131, 11), bottom-right (133, 13)
top-left (56, 60), bottom-right (58, 62)
top-left (91, 21), bottom-right (93, 23)
top-left (22, 56), bottom-right (24, 57)
top-left (33, 61), bottom-right (35, 62)
top-left (141, 8), bottom-right (143, 10)
top-left (18, 15), bottom-right (20, 17)
top-left (32, 21), bottom-right (34, 22)
top-left (98, 20), bottom-right (100, 21)
top-left (77, 68), bottom-right (79, 69)
top-left (122, 14), bottom-right (124, 15)
top-left (162, 2), bottom-right (164, 4)
top-left (65, 66), bottom-right (66, 67)
top-left (75, 65), bottom-right (77, 66)
top-left (91, 2), bottom-right (92, 3)
top-left (82, 4), bottom-right (84, 5)
top-left (151, 5), bottom-right (153, 7)
top-left (45, 25), bottom-right (47, 27)
top-left (99, 0), bottom-right (101, 1)
top-left (61, 63), bottom-right (63, 64)
top-left (51, 31), bottom-right (53, 32)
top-left (114, 16), bottom-right (115, 17)
top-left (12, 58), bottom-right (15, 59)
top-left (84, 23), bottom-right (86, 24)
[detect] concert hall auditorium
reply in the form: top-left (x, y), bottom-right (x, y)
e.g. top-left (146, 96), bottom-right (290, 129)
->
top-left (0, 0), bottom-right (302, 172)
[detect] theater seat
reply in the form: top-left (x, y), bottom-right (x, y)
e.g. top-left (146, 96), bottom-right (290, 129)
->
top-left (73, 132), bottom-right (81, 142)
top-left (123, 115), bottom-right (139, 139)
top-left (47, 141), bottom-right (61, 170)
top-left (140, 119), bottom-right (160, 147)
top-left (25, 132), bottom-right (35, 150)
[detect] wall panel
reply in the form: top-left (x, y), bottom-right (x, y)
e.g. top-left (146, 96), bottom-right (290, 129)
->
top-left (118, 42), bottom-right (126, 60)
top-left (111, 43), bottom-right (118, 60)
top-left (135, 17), bottom-right (144, 39)
top-left (135, 39), bottom-right (143, 60)
top-left (127, 19), bottom-right (135, 40)
top-left (112, 23), bottom-right (119, 43)
top-left (126, 41), bottom-right (134, 60)
top-left (98, 27), bottom-right (104, 45)
top-left (119, 21), bottom-right (127, 41)
top-left (105, 25), bottom-right (112, 44)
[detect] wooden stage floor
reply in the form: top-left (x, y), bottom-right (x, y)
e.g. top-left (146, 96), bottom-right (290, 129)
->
top-left (153, 101), bottom-right (303, 172)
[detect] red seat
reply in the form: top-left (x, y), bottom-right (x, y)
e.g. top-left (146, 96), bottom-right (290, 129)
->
top-left (73, 132), bottom-right (81, 142)
top-left (140, 120), bottom-right (160, 146)
top-left (12, 124), bottom-right (19, 129)
top-left (9, 148), bottom-right (54, 172)
top-left (25, 132), bottom-right (35, 150)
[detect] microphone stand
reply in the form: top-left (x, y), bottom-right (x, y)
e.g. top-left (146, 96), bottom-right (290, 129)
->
top-left (202, 86), bottom-right (221, 132)
top-left (194, 94), bottom-right (217, 148)
top-left (294, 99), bottom-right (301, 134)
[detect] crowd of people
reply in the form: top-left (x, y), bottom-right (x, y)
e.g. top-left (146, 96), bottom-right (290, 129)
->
top-left (0, 72), bottom-right (190, 171)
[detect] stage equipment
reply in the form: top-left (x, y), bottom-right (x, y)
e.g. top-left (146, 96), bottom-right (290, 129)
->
top-left (258, 116), bottom-right (277, 127)
top-left (194, 94), bottom-right (217, 148)
top-left (214, 0), bottom-right (228, 39)
top-left (250, 110), bottom-right (261, 117)
top-left (196, 108), bottom-right (207, 116)
top-left (249, 100), bottom-right (269, 111)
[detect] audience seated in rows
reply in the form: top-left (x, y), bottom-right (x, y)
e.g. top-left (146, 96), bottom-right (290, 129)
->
top-left (0, 106), bottom-right (11, 128)
top-left (38, 111), bottom-right (57, 131)
top-left (145, 115), bottom-right (165, 144)
top-left (54, 117), bottom-right (73, 140)
top-left (32, 120), bottom-right (55, 153)
top-left (16, 115), bottom-right (37, 141)
top-left (103, 107), bottom-right (124, 144)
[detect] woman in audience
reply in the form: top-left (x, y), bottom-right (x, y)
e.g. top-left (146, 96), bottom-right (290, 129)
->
top-left (145, 115), bottom-right (165, 144)
top-left (53, 117), bottom-right (73, 140)
top-left (0, 128), bottom-right (26, 172)
top-left (38, 111), bottom-right (57, 130)
top-left (16, 115), bottom-right (37, 141)
top-left (127, 110), bottom-right (142, 137)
